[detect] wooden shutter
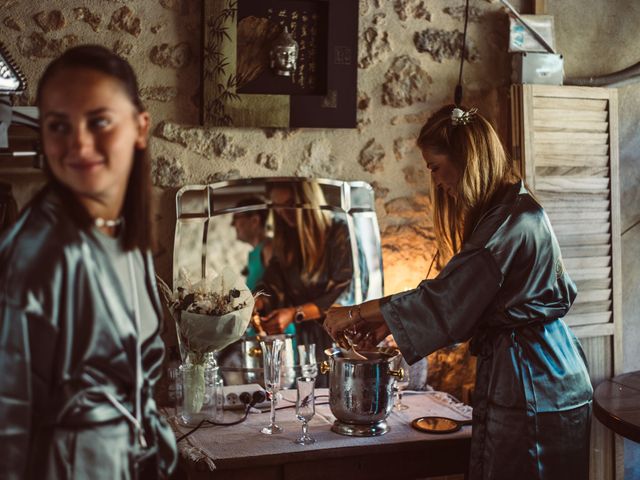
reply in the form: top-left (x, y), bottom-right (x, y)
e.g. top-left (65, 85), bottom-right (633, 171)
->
top-left (511, 84), bottom-right (623, 480)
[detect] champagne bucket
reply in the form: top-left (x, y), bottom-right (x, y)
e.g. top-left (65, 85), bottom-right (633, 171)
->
top-left (322, 347), bottom-right (403, 436)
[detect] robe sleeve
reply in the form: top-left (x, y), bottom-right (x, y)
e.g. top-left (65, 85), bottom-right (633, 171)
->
top-left (380, 247), bottom-right (503, 364)
top-left (0, 302), bottom-right (32, 480)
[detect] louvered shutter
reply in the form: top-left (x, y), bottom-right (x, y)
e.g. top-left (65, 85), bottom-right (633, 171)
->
top-left (511, 84), bottom-right (622, 480)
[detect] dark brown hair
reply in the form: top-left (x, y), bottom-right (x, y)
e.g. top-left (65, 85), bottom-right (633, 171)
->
top-left (36, 44), bottom-right (153, 252)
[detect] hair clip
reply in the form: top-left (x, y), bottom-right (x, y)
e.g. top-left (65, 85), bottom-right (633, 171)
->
top-left (451, 107), bottom-right (478, 126)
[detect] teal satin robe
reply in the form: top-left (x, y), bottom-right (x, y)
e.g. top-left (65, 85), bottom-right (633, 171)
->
top-left (381, 182), bottom-right (593, 480)
top-left (0, 186), bottom-right (177, 479)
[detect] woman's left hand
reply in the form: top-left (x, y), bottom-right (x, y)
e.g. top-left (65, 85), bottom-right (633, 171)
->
top-left (262, 307), bottom-right (295, 335)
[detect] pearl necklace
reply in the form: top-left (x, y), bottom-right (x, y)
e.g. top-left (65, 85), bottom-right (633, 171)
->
top-left (94, 216), bottom-right (124, 228)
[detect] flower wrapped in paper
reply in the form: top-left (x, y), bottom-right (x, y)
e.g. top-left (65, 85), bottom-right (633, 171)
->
top-left (158, 267), bottom-right (254, 414)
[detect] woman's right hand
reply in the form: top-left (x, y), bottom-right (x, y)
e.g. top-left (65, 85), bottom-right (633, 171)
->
top-left (324, 304), bottom-right (388, 349)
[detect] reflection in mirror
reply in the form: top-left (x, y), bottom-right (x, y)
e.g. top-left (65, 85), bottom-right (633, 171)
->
top-left (174, 178), bottom-right (383, 386)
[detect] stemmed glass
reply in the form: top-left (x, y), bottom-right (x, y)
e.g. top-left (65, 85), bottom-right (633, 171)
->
top-left (260, 338), bottom-right (285, 434)
top-left (297, 343), bottom-right (317, 379)
top-left (394, 354), bottom-right (411, 411)
top-left (294, 376), bottom-right (316, 445)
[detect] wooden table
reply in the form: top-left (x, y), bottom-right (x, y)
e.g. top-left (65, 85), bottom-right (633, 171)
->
top-left (593, 370), bottom-right (640, 443)
top-left (170, 390), bottom-right (472, 480)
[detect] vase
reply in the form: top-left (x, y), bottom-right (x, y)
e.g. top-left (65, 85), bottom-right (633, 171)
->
top-left (177, 353), bottom-right (223, 426)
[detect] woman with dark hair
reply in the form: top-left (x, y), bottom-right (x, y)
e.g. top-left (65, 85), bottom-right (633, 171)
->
top-left (0, 45), bottom-right (176, 479)
top-left (324, 105), bottom-right (593, 479)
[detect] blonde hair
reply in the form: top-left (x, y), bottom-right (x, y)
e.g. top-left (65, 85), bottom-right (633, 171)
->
top-left (417, 104), bottom-right (519, 263)
top-left (270, 181), bottom-right (333, 277)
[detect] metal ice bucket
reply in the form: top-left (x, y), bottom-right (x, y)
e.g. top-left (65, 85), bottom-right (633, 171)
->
top-left (241, 334), bottom-right (296, 389)
top-left (321, 347), bottom-right (403, 436)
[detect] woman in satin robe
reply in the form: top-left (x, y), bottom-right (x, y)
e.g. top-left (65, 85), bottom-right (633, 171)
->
top-left (0, 46), bottom-right (176, 479)
top-left (324, 105), bottom-right (593, 480)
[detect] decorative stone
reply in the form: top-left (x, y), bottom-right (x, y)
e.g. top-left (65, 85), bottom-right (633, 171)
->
top-left (262, 128), bottom-right (298, 140)
top-left (150, 43), bottom-right (192, 69)
top-left (108, 6), bottom-right (141, 37)
top-left (205, 169), bottom-right (241, 183)
top-left (256, 153), bottom-right (280, 171)
top-left (443, 5), bottom-right (483, 22)
top-left (296, 140), bottom-right (339, 178)
top-left (155, 121), bottom-right (247, 161)
top-left (372, 13), bottom-right (386, 25)
top-left (393, 137), bottom-right (416, 161)
top-left (357, 116), bottom-right (372, 133)
top-left (160, 0), bottom-right (192, 15)
top-left (140, 86), bottom-right (178, 102)
top-left (357, 92), bottom-right (371, 110)
top-left (382, 55), bottom-right (431, 108)
top-left (414, 2), bottom-right (431, 20)
top-left (152, 156), bottom-right (187, 188)
top-left (150, 23), bottom-right (165, 34)
top-left (414, 28), bottom-right (480, 63)
top-left (17, 32), bottom-right (78, 59)
top-left (393, 0), bottom-right (431, 21)
top-left (359, 139), bottom-right (385, 174)
top-left (74, 8), bottom-right (101, 32)
top-left (3, 16), bottom-right (22, 31)
top-left (33, 10), bottom-right (66, 33)
top-left (370, 181), bottom-right (390, 199)
top-left (358, 27), bottom-right (391, 69)
top-left (112, 40), bottom-right (133, 57)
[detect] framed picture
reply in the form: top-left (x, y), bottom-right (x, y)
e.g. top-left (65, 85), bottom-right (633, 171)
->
top-left (201, 0), bottom-right (358, 128)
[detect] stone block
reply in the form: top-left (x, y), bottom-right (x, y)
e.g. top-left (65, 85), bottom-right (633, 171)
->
top-left (382, 55), bottom-right (431, 108)
top-left (33, 10), bottom-right (66, 33)
top-left (74, 8), bottom-right (101, 32)
top-left (108, 6), bottom-right (141, 37)
top-left (359, 139), bottom-right (385, 173)
top-left (150, 42), bottom-right (192, 69)
top-left (414, 28), bottom-right (480, 63)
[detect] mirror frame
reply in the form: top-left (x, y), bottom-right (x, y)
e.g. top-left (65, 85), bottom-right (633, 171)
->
top-left (173, 176), bottom-right (384, 304)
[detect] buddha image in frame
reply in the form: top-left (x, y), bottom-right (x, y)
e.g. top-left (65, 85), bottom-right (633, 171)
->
top-left (235, 0), bottom-right (328, 96)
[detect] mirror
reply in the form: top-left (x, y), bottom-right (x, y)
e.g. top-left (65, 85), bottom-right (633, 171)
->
top-left (173, 177), bottom-right (383, 386)
top-left (411, 416), bottom-right (471, 434)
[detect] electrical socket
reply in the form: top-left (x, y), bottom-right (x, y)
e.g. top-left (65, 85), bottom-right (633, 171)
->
top-left (222, 384), bottom-right (269, 410)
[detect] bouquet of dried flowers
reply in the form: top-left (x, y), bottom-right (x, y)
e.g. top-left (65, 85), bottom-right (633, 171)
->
top-left (158, 267), bottom-right (255, 414)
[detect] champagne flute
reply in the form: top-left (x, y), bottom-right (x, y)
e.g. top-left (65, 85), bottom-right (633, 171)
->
top-left (297, 343), bottom-right (317, 379)
top-left (394, 354), bottom-right (410, 411)
top-left (294, 376), bottom-right (316, 445)
top-left (260, 338), bottom-right (284, 434)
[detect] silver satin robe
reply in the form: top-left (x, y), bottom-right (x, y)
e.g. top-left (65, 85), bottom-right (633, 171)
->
top-left (0, 186), bottom-right (177, 479)
top-left (381, 181), bottom-right (593, 480)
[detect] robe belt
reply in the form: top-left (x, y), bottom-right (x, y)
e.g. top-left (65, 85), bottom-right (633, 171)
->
top-left (44, 385), bottom-right (147, 430)
top-left (469, 314), bottom-right (559, 357)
